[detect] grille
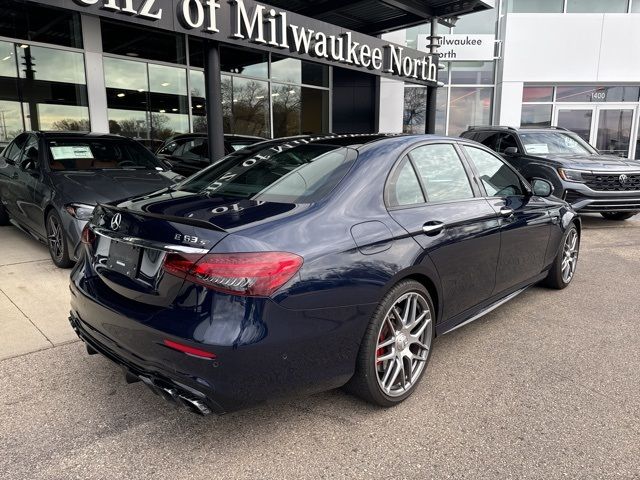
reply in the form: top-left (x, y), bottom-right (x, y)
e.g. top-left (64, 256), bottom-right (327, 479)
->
top-left (582, 173), bottom-right (640, 191)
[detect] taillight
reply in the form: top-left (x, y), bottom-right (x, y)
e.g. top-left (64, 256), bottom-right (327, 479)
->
top-left (81, 225), bottom-right (95, 245)
top-left (163, 252), bottom-right (303, 297)
top-left (163, 339), bottom-right (216, 359)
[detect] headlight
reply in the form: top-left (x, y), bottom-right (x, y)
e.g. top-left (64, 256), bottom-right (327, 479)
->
top-left (65, 203), bottom-right (95, 220)
top-left (558, 168), bottom-right (586, 183)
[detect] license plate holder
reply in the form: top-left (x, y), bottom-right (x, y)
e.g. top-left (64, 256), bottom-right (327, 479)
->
top-left (107, 241), bottom-right (141, 279)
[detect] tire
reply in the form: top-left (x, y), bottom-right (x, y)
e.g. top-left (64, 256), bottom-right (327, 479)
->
top-left (544, 224), bottom-right (579, 290)
top-left (0, 203), bottom-right (9, 226)
top-left (600, 212), bottom-right (637, 221)
top-left (46, 210), bottom-right (73, 268)
top-left (345, 280), bottom-right (435, 407)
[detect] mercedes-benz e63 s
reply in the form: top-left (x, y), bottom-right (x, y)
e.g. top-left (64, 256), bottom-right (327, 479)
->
top-left (69, 134), bottom-right (580, 415)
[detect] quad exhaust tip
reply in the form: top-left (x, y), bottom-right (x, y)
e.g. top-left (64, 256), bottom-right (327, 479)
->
top-left (136, 374), bottom-right (211, 415)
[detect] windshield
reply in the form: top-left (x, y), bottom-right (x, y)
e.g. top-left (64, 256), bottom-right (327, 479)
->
top-left (178, 143), bottom-right (355, 203)
top-left (519, 132), bottom-right (596, 155)
top-left (46, 138), bottom-right (162, 171)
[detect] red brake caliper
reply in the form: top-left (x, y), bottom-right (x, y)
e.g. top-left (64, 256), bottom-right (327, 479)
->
top-left (376, 326), bottom-right (388, 364)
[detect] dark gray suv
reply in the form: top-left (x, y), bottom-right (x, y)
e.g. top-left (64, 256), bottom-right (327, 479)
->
top-left (460, 126), bottom-right (640, 221)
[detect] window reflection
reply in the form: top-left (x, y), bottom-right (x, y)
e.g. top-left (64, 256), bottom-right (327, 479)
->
top-left (0, 2), bottom-right (82, 48)
top-left (104, 57), bottom-right (147, 91)
top-left (448, 87), bottom-right (492, 135)
top-left (149, 64), bottom-right (187, 96)
top-left (301, 88), bottom-right (329, 134)
top-left (221, 47), bottom-right (268, 78)
top-left (566, 0), bottom-right (628, 13)
top-left (37, 104), bottom-right (89, 131)
top-left (0, 100), bottom-right (23, 141)
top-left (521, 104), bottom-right (552, 127)
top-left (507, 0), bottom-right (563, 13)
top-left (232, 77), bottom-right (269, 137)
top-left (18, 46), bottom-right (85, 84)
top-left (403, 86), bottom-right (447, 135)
top-left (0, 41), bottom-right (16, 77)
top-left (450, 62), bottom-right (494, 85)
top-left (452, 8), bottom-right (497, 34)
top-left (273, 84), bottom-right (301, 137)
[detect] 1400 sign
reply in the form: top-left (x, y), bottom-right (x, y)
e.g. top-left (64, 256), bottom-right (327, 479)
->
top-left (71, 0), bottom-right (438, 84)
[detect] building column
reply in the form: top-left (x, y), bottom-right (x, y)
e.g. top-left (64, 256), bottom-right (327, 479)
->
top-left (81, 15), bottom-right (109, 133)
top-left (204, 42), bottom-right (225, 163)
top-left (425, 17), bottom-right (440, 134)
top-left (495, 81), bottom-right (524, 127)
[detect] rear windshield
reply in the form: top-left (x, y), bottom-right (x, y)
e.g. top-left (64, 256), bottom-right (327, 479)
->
top-left (519, 132), bottom-right (596, 155)
top-left (178, 143), bottom-right (356, 203)
top-left (46, 138), bottom-right (162, 171)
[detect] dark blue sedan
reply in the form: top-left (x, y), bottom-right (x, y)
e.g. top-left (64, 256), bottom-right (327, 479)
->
top-left (69, 134), bottom-right (580, 414)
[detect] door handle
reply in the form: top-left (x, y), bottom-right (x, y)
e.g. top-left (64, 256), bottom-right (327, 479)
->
top-left (499, 207), bottom-right (514, 218)
top-left (422, 222), bottom-right (445, 236)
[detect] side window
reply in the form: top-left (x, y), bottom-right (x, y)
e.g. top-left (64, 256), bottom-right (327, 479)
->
top-left (474, 131), bottom-right (502, 151)
top-left (19, 135), bottom-right (39, 169)
top-left (173, 138), bottom-right (207, 160)
top-left (496, 134), bottom-right (518, 154)
top-left (387, 156), bottom-right (425, 207)
top-left (3, 134), bottom-right (28, 162)
top-left (410, 144), bottom-right (474, 202)
top-left (463, 146), bottom-right (524, 197)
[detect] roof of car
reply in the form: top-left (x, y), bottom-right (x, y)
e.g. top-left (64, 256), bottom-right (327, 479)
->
top-left (165, 133), bottom-right (265, 142)
top-left (463, 126), bottom-right (572, 134)
top-left (35, 131), bottom-right (128, 140)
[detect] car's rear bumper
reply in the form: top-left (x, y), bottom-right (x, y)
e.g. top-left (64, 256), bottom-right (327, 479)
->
top-left (69, 270), bottom-right (373, 414)
top-left (564, 189), bottom-right (640, 213)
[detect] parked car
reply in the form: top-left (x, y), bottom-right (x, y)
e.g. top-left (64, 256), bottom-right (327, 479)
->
top-left (0, 131), bottom-right (183, 268)
top-left (69, 133), bottom-right (580, 415)
top-left (460, 126), bottom-right (640, 220)
top-left (156, 133), bottom-right (264, 177)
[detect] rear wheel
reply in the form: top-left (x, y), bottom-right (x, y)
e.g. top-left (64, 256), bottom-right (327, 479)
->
top-left (600, 212), bottom-right (637, 221)
top-left (544, 224), bottom-right (579, 289)
top-left (346, 280), bottom-right (434, 407)
top-left (0, 203), bottom-right (9, 226)
top-left (46, 210), bottom-right (73, 268)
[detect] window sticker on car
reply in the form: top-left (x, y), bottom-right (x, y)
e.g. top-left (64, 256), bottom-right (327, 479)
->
top-left (526, 144), bottom-right (549, 154)
top-left (50, 146), bottom-right (94, 160)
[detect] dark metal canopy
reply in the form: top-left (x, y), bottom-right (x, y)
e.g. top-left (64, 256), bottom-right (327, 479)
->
top-left (262, 0), bottom-right (494, 35)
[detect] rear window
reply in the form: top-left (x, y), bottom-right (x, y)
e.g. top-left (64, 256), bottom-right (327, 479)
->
top-left (46, 138), bottom-right (162, 171)
top-left (178, 143), bottom-right (356, 204)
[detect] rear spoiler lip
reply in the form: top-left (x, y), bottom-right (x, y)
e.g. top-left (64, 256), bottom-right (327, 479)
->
top-left (96, 203), bottom-right (227, 233)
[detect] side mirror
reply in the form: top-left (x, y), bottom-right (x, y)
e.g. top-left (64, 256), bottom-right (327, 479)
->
top-left (503, 147), bottom-right (518, 155)
top-left (530, 178), bottom-right (554, 197)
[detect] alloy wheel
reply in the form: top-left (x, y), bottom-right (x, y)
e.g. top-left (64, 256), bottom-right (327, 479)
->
top-left (48, 215), bottom-right (64, 262)
top-left (375, 292), bottom-right (432, 397)
top-left (561, 228), bottom-right (579, 284)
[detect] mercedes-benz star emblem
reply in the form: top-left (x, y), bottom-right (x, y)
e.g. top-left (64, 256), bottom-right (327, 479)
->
top-left (619, 174), bottom-right (629, 185)
top-left (110, 213), bottom-right (122, 231)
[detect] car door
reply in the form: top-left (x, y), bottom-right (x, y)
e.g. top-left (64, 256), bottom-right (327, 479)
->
top-left (12, 134), bottom-right (43, 232)
top-left (460, 144), bottom-right (554, 294)
top-left (386, 142), bottom-right (502, 321)
top-left (0, 133), bottom-right (29, 223)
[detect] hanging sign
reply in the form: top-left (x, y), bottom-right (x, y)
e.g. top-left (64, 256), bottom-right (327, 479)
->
top-left (417, 34), bottom-right (495, 61)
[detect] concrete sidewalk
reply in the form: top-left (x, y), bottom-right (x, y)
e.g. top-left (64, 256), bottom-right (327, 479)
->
top-left (0, 226), bottom-right (78, 359)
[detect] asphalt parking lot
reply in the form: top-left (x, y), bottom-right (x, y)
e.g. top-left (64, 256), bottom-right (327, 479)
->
top-left (1, 216), bottom-right (639, 479)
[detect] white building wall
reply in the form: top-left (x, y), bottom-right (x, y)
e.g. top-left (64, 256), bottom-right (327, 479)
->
top-left (378, 30), bottom-right (406, 133)
top-left (497, 13), bottom-right (640, 125)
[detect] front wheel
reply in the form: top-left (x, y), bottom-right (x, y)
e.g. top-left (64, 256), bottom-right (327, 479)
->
top-left (46, 210), bottom-right (73, 268)
top-left (345, 280), bottom-right (435, 407)
top-left (544, 224), bottom-right (579, 289)
top-left (600, 212), bottom-right (637, 221)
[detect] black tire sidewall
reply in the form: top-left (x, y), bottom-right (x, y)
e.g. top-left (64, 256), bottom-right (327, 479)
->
top-left (357, 280), bottom-right (435, 407)
top-left (46, 211), bottom-right (72, 268)
top-left (0, 203), bottom-right (9, 225)
top-left (547, 224), bottom-right (579, 289)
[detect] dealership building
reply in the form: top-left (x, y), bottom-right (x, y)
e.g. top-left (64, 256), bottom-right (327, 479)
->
top-left (1, 0), bottom-right (640, 160)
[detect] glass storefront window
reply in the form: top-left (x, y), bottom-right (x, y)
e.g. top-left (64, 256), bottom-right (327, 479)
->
top-left (104, 57), bottom-right (148, 92)
top-left (521, 104), bottom-right (553, 127)
top-left (438, 62), bottom-right (450, 84)
top-left (107, 109), bottom-right (149, 139)
top-left (453, 9), bottom-right (497, 34)
top-left (403, 87), bottom-right (427, 134)
top-left (271, 56), bottom-right (300, 84)
top-left (507, 0), bottom-right (564, 13)
top-left (633, 1), bottom-right (640, 12)
top-left (18, 46), bottom-right (85, 85)
top-left (566, 0), bottom-right (629, 13)
top-left (405, 24), bottom-right (431, 49)
top-left (0, 100), bottom-right (23, 141)
top-left (0, 2), bottom-right (82, 48)
top-left (301, 88), bottom-right (329, 134)
top-left (221, 47), bottom-right (268, 78)
top-left (37, 104), bottom-right (89, 131)
top-left (556, 86), bottom-right (640, 103)
top-left (272, 84), bottom-right (301, 137)
top-left (523, 86), bottom-right (554, 102)
top-left (450, 62), bottom-right (494, 85)
top-left (101, 20), bottom-right (186, 64)
top-left (148, 64), bottom-right (187, 96)
top-left (232, 77), bottom-right (269, 137)
top-left (448, 87), bottom-right (492, 136)
top-left (0, 41), bottom-right (16, 77)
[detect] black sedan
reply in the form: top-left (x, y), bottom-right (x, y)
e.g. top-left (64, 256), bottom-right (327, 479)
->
top-left (0, 132), bottom-right (182, 267)
top-left (156, 133), bottom-right (264, 177)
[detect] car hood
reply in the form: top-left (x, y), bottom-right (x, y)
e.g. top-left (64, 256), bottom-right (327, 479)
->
top-left (533, 153), bottom-right (640, 171)
top-left (116, 189), bottom-right (305, 232)
top-left (50, 169), bottom-right (178, 205)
